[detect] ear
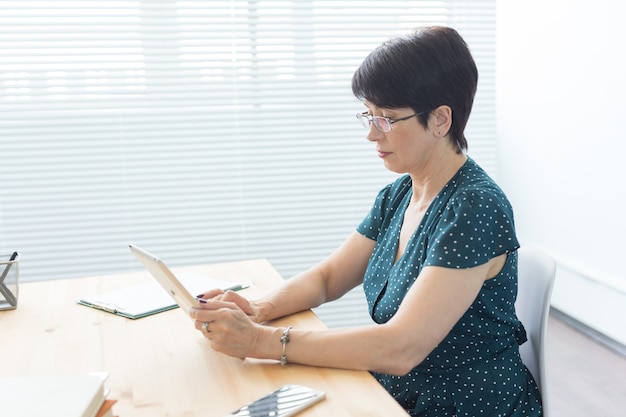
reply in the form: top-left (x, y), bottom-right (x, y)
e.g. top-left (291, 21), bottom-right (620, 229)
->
top-left (430, 105), bottom-right (452, 138)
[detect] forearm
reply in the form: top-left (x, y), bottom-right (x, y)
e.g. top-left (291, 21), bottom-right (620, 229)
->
top-left (253, 324), bottom-right (426, 376)
top-left (255, 267), bottom-right (329, 322)
top-left (255, 232), bottom-right (374, 322)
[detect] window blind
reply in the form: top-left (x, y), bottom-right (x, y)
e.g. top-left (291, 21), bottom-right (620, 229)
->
top-left (0, 0), bottom-right (496, 327)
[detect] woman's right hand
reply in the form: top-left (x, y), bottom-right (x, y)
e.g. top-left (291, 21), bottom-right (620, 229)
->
top-left (197, 289), bottom-right (269, 323)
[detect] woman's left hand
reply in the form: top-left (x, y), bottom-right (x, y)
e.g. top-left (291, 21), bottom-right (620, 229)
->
top-left (190, 299), bottom-right (264, 358)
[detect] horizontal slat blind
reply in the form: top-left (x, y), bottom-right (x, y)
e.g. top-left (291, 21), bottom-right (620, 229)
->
top-left (0, 0), bottom-right (495, 327)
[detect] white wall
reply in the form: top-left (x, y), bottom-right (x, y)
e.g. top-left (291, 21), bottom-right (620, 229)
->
top-left (496, 0), bottom-right (626, 345)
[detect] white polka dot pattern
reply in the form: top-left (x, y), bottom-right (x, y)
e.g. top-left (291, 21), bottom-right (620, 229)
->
top-left (356, 158), bottom-right (542, 416)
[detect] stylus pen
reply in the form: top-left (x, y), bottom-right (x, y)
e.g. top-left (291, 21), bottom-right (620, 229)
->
top-left (88, 301), bottom-right (118, 314)
top-left (224, 284), bottom-right (250, 292)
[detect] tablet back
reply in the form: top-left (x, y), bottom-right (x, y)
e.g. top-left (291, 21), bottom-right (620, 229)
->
top-left (129, 244), bottom-right (200, 316)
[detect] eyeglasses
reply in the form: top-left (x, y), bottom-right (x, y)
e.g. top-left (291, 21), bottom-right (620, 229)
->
top-left (356, 111), bottom-right (427, 133)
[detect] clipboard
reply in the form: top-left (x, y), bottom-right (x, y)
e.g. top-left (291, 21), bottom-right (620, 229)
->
top-left (78, 281), bottom-right (181, 319)
top-left (78, 268), bottom-right (249, 319)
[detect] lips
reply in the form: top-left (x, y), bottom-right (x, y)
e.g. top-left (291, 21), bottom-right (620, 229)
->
top-left (377, 150), bottom-right (391, 158)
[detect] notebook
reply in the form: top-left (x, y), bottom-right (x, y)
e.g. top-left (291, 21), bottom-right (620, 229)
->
top-left (0, 374), bottom-right (106, 417)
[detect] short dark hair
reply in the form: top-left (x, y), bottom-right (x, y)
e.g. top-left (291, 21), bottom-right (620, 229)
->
top-left (351, 26), bottom-right (478, 153)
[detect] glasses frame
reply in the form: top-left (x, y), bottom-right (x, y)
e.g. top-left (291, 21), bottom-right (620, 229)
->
top-left (356, 111), bottom-right (427, 133)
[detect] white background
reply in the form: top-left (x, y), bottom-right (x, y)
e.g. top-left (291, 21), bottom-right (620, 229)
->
top-left (497, 0), bottom-right (626, 345)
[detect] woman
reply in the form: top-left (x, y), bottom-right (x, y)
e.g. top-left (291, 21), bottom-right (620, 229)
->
top-left (190, 26), bottom-right (542, 416)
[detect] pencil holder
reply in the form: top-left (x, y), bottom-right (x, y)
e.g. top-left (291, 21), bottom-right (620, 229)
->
top-left (0, 252), bottom-right (20, 310)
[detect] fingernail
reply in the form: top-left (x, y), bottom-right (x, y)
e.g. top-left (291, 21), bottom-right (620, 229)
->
top-left (196, 294), bottom-right (204, 298)
top-left (198, 298), bottom-right (207, 304)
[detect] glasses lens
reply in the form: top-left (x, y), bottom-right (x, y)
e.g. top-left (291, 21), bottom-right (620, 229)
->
top-left (357, 113), bottom-right (370, 129)
top-left (356, 113), bottom-right (392, 132)
top-left (373, 116), bottom-right (391, 133)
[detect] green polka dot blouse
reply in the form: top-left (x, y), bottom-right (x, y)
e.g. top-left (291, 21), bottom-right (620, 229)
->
top-left (357, 158), bottom-right (542, 416)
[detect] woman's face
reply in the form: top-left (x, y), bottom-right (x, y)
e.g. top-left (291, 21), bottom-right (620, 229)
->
top-left (362, 101), bottom-right (436, 175)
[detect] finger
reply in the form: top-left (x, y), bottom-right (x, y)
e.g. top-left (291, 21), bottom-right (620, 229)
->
top-left (194, 319), bottom-right (204, 331)
top-left (221, 290), bottom-right (245, 303)
top-left (195, 298), bottom-right (241, 312)
top-left (196, 288), bottom-right (225, 300)
top-left (189, 306), bottom-right (220, 322)
top-left (201, 321), bottom-right (211, 333)
top-left (221, 290), bottom-right (254, 315)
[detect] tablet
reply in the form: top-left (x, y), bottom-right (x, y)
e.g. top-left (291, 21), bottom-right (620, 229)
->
top-left (128, 244), bottom-right (201, 316)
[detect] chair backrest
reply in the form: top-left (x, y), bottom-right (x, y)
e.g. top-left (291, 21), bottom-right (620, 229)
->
top-left (515, 246), bottom-right (556, 416)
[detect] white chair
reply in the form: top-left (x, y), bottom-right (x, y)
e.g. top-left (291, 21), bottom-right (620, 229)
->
top-left (515, 246), bottom-right (557, 416)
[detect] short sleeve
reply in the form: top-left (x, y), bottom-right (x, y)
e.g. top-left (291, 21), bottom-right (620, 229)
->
top-left (424, 188), bottom-right (519, 268)
top-left (356, 184), bottom-right (390, 241)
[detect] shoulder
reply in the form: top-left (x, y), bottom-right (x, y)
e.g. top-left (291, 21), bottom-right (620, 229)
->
top-left (423, 158), bottom-right (519, 267)
top-left (447, 158), bottom-right (513, 215)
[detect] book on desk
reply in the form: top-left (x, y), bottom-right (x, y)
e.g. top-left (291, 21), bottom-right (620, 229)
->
top-left (0, 373), bottom-right (117, 417)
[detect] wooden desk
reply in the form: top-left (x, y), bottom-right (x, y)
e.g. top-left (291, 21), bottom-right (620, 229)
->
top-left (0, 259), bottom-right (408, 417)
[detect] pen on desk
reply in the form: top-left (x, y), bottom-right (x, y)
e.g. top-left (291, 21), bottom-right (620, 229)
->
top-left (89, 301), bottom-right (118, 314)
top-left (224, 284), bottom-right (250, 292)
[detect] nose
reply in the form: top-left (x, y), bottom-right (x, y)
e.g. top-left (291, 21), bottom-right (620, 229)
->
top-left (365, 123), bottom-right (384, 142)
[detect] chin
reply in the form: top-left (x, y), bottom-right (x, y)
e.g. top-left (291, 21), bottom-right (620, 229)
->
top-left (383, 162), bottom-right (406, 175)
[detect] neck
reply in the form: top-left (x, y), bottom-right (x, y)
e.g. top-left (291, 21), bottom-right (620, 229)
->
top-left (409, 151), bottom-right (467, 210)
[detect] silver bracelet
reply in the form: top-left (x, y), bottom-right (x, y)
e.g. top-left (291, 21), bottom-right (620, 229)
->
top-left (280, 326), bottom-right (292, 366)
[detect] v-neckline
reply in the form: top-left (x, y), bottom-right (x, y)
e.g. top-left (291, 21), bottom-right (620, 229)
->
top-left (393, 189), bottom-right (425, 266)
top-left (392, 158), bottom-right (470, 266)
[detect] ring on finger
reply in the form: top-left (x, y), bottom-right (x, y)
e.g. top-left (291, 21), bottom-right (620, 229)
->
top-left (202, 321), bottom-right (210, 332)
